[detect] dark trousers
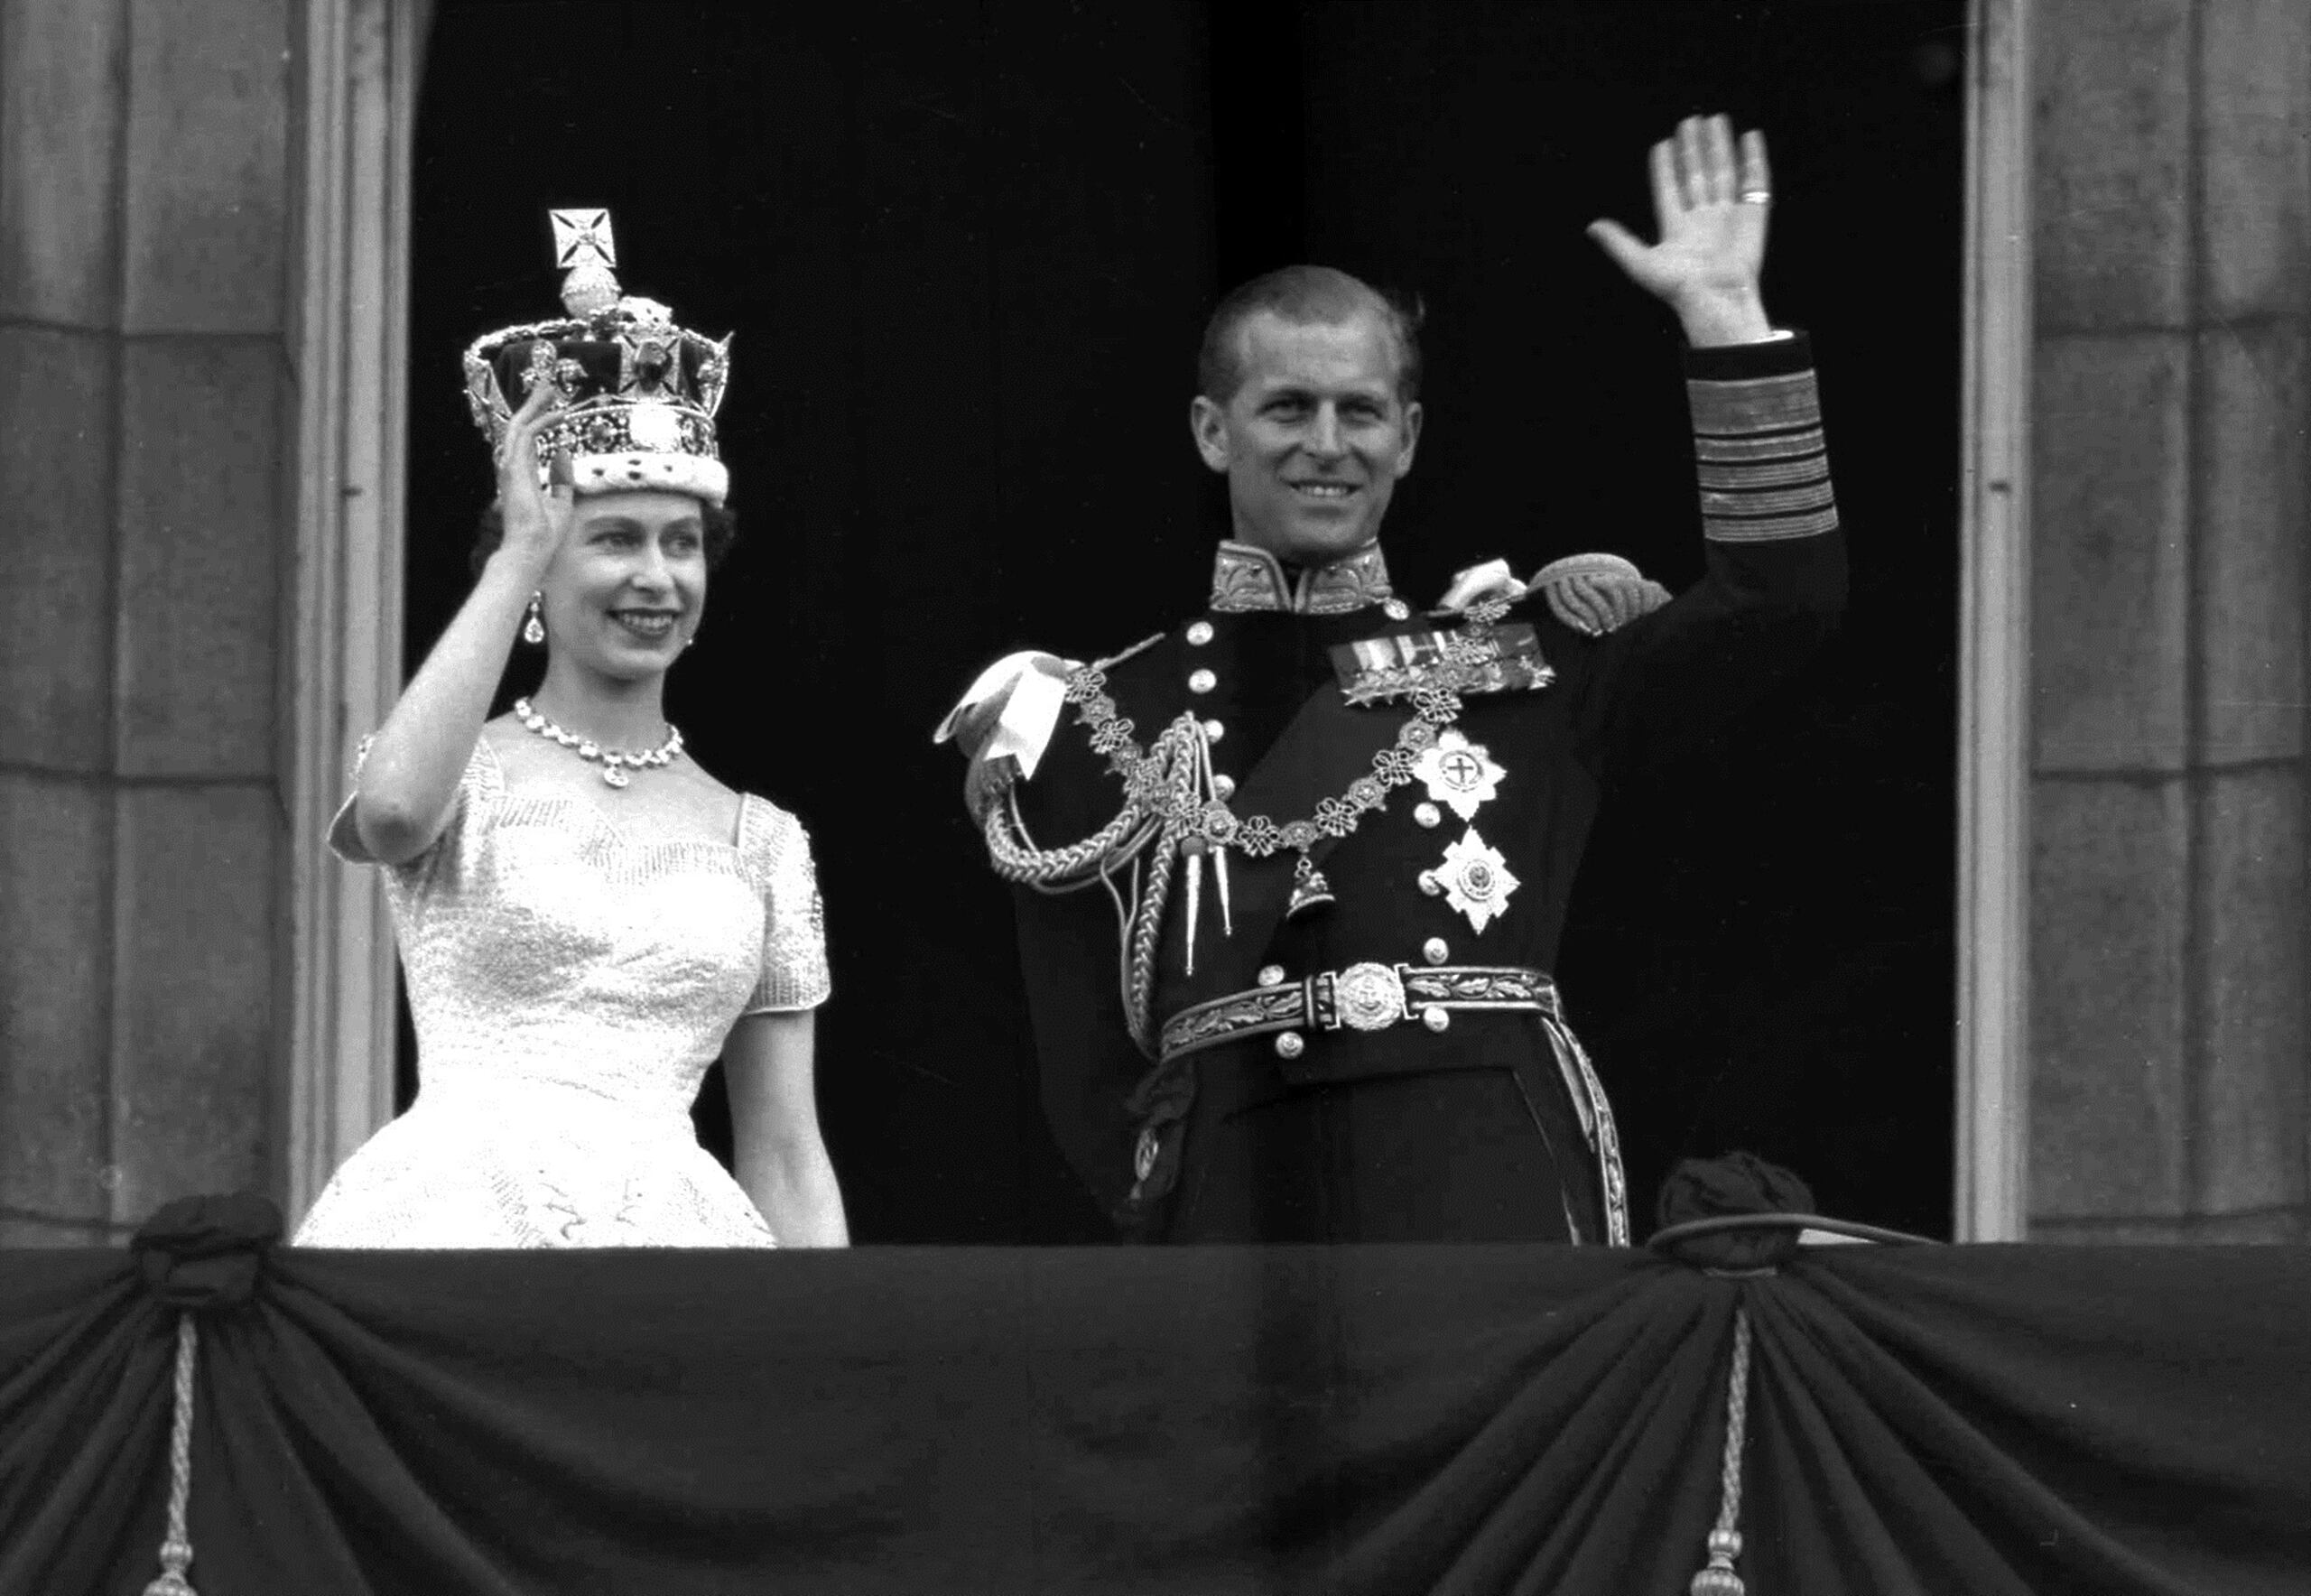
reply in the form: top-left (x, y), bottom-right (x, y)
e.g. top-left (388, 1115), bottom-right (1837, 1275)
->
top-left (1160, 1035), bottom-right (1605, 1244)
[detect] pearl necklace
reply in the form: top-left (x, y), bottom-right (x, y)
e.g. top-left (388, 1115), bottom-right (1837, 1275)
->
top-left (513, 698), bottom-right (684, 788)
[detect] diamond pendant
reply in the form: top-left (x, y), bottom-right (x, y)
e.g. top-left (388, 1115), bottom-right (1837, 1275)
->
top-left (513, 698), bottom-right (681, 785)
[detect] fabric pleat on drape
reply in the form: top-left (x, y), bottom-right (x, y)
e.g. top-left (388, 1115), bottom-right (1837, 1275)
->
top-left (5, 1235), bottom-right (2308, 1596)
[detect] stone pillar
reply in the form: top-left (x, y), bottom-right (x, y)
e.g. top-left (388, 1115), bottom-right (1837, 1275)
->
top-left (0, 0), bottom-right (293, 1243)
top-left (2028, 0), bottom-right (2311, 1239)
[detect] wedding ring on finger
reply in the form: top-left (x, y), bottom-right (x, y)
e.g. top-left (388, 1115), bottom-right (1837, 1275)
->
top-left (1740, 189), bottom-right (1772, 205)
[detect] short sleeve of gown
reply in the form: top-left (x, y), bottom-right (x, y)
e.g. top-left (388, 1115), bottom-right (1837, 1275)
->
top-left (325, 737), bottom-right (505, 883)
top-left (741, 800), bottom-right (831, 1014)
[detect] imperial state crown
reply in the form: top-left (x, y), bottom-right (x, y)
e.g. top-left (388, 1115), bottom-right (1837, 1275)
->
top-left (460, 209), bottom-right (733, 504)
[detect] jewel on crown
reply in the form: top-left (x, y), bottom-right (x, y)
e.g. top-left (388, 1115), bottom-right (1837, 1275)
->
top-left (459, 209), bottom-right (734, 505)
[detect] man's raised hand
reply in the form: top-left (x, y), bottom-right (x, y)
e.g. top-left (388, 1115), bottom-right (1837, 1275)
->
top-left (1587, 115), bottom-right (1776, 348)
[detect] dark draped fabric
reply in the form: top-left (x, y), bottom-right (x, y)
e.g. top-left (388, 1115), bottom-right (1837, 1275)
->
top-left (5, 1229), bottom-right (2308, 1594)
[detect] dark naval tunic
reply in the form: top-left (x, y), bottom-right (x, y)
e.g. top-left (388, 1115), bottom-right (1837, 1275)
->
top-left (978, 333), bottom-right (1844, 1244)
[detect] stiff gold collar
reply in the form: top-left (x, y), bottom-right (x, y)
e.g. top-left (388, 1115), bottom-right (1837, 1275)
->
top-left (1208, 541), bottom-right (1394, 616)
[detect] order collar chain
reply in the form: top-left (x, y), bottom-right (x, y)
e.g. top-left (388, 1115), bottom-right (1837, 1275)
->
top-left (1062, 595), bottom-right (1513, 988)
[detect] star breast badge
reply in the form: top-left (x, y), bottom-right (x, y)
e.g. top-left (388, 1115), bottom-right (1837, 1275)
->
top-left (1438, 827), bottom-right (1518, 933)
top-left (1413, 729), bottom-right (1506, 821)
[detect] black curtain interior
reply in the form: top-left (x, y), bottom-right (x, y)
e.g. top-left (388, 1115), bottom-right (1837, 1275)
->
top-left (404, 0), bottom-right (1964, 1242)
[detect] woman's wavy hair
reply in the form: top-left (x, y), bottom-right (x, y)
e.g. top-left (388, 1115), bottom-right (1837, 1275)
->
top-left (469, 497), bottom-right (740, 579)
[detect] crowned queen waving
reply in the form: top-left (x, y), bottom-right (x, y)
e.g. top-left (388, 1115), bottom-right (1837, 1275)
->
top-left (296, 212), bottom-right (848, 1248)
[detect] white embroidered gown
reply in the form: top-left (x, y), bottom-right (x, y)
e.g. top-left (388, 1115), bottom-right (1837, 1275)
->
top-left (294, 738), bottom-right (831, 1248)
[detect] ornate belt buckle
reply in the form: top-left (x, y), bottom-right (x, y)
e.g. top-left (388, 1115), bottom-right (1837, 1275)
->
top-left (1331, 961), bottom-right (1407, 1032)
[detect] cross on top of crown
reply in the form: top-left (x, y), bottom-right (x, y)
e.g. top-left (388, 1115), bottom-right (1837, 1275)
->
top-left (551, 209), bottom-right (616, 271)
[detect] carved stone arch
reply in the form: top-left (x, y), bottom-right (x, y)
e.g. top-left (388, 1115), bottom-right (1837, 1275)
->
top-left (1955, 0), bottom-right (2031, 1240)
top-left (281, 0), bottom-right (2036, 1241)
top-left (283, 0), bottom-right (428, 1222)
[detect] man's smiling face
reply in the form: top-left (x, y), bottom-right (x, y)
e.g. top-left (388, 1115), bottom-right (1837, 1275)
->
top-left (1190, 309), bottom-right (1423, 564)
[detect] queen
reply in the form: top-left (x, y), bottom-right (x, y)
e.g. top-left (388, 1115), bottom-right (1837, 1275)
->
top-left (296, 211), bottom-right (848, 1248)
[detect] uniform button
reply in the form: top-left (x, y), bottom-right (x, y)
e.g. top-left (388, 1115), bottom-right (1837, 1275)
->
top-left (1186, 620), bottom-right (1214, 646)
top-left (1423, 1007), bottom-right (1452, 1034)
top-left (1258, 964), bottom-right (1285, 987)
top-left (1203, 719), bottom-right (1226, 742)
top-left (1417, 870), bottom-right (1443, 896)
top-left (1188, 668), bottom-right (1217, 694)
top-left (1275, 1032), bottom-right (1305, 1059)
top-left (1423, 937), bottom-right (1450, 965)
top-left (1212, 772), bottom-right (1236, 800)
top-left (1414, 802), bottom-right (1442, 829)
top-left (1383, 598), bottom-right (1410, 621)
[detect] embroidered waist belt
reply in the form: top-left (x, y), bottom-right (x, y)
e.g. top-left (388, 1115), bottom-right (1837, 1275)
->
top-left (1158, 963), bottom-right (1560, 1064)
top-left (1142, 961), bottom-right (1629, 1245)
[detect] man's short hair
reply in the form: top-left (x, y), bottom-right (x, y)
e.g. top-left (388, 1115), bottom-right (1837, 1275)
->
top-left (1196, 264), bottom-right (1425, 406)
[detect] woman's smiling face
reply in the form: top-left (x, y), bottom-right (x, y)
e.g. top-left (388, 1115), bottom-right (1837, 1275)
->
top-left (537, 489), bottom-right (707, 681)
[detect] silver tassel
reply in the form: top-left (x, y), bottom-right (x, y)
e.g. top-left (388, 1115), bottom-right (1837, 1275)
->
top-left (144, 1313), bottom-right (200, 1596)
top-left (1689, 1306), bottom-right (1755, 1596)
top-left (1182, 841), bottom-right (1204, 977)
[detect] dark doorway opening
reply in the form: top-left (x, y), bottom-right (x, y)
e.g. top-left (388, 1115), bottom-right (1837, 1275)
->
top-left (406, 0), bottom-right (1963, 1241)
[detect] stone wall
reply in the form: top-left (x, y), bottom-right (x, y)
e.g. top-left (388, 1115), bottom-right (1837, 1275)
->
top-left (0, 0), bottom-right (294, 1242)
top-left (2028, 0), bottom-right (2311, 1239)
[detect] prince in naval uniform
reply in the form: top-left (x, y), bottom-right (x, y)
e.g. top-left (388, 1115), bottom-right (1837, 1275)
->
top-left (941, 116), bottom-right (1844, 1244)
